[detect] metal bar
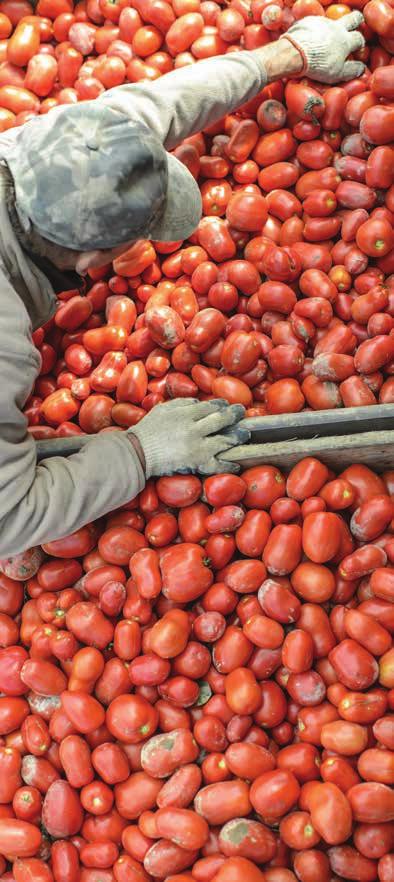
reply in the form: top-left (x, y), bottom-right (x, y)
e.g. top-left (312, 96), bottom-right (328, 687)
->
top-left (220, 429), bottom-right (394, 473)
top-left (34, 404), bottom-right (394, 460)
top-left (242, 404), bottom-right (394, 443)
top-left (35, 435), bottom-right (92, 460)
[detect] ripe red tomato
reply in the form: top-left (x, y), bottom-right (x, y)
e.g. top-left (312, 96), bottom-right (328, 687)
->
top-left (226, 190), bottom-right (268, 231)
top-left (306, 782), bottom-right (352, 845)
top-left (356, 217), bottom-right (394, 257)
top-left (42, 780), bottom-right (84, 838)
top-left (107, 694), bottom-right (158, 742)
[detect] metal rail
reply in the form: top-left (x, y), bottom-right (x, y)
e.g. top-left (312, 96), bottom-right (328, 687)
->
top-left (34, 404), bottom-right (394, 461)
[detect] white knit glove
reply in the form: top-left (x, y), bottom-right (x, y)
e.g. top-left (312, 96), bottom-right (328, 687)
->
top-left (282, 12), bottom-right (365, 83)
top-left (130, 398), bottom-right (250, 477)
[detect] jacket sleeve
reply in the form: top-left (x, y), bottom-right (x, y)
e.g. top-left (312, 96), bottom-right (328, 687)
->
top-left (99, 51), bottom-right (268, 150)
top-left (0, 274), bottom-right (146, 556)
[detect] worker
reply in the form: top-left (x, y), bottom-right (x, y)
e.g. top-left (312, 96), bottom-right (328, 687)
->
top-left (0, 13), bottom-right (365, 555)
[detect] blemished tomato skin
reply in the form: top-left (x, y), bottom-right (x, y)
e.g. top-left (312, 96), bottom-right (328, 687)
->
top-left (194, 779), bottom-right (252, 825)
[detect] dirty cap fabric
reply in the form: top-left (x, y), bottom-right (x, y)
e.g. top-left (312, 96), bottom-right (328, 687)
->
top-left (6, 101), bottom-right (202, 251)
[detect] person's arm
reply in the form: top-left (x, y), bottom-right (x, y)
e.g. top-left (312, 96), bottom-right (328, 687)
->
top-left (99, 13), bottom-right (365, 151)
top-left (0, 274), bottom-right (146, 557)
top-left (99, 43), bottom-right (301, 151)
top-left (0, 274), bottom-right (249, 556)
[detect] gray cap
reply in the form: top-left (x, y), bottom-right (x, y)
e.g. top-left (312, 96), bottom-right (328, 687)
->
top-left (6, 101), bottom-right (202, 251)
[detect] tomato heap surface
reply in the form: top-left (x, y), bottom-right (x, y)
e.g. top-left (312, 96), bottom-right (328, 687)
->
top-left (0, 459), bottom-right (393, 882)
top-left (0, 0), bottom-right (390, 432)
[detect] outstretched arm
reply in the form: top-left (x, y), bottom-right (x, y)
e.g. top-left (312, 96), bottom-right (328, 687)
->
top-left (100, 13), bottom-right (364, 150)
top-left (0, 269), bottom-right (249, 555)
top-left (99, 43), bottom-right (301, 151)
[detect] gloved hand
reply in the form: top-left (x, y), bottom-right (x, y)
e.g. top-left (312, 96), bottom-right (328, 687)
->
top-left (281, 12), bottom-right (365, 83)
top-left (130, 398), bottom-right (250, 477)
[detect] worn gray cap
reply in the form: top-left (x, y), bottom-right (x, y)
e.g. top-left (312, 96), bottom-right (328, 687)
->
top-left (6, 101), bottom-right (202, 251)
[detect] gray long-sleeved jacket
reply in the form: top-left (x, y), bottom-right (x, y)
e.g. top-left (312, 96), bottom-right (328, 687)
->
top-left (0, 51), bottom-right (267, 555)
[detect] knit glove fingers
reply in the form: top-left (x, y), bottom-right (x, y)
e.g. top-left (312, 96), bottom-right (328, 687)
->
top-left (197, 426), bottom-right (251, 475)
top-left (196, 403), bottom-right (246, 435)
top-left (199, 457), bottom-right (242, 476)
top-left (130, 398), bottom-right (248, 478)
top-left (282, 12), bottom-right (365, 84)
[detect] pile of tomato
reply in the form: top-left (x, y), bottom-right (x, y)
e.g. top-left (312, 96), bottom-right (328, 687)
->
top-left (0, 0), bottom-right (388, 434)
top-left (0, 459), bottom-right (393, 882)
top-left (0, 0), bottom-right (393, 880)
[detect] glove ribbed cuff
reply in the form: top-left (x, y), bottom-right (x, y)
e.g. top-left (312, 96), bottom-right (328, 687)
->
top-left (281, 33), bottom-right (335, 78)
top-left (128, 422), bottom-right (161, 479)
top-left (280, 34), bottom-right (308, 75)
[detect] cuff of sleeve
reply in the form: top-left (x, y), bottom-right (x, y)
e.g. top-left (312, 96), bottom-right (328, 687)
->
top-left (89, 430), bottom-right (147, 502)
top-left (249, 49), bottom-right (270, 89)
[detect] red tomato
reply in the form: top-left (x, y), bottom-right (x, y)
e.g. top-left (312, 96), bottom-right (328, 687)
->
top-left (356, 217), bottom-right (394, 257)
top-left (302, 512), bottom-right (342, 563)
top-left (226, 190), bottom-right (268, 231)
top-left (155, 807), bottom-right (209, 850)
top-left (42, 780), bottom-right (84, 838)
top-left (194, 779), bottom-right (251, 825)
top-left (159, 543), bottom-right (213, 602)
top-left (62, 690), bottom-right (106, 733)
top-left (266, 379), bottom-right (305, 414)
top-left (212, 857), bottom-right (266, 882)
top-left (329, 639), bottom-right (379, 690)
top-left (361, 104), bottom-right (394, 145)
top-left (348, 782), bottom-right (394, 823)
top-left (107, 694), bottom-right (158, 742)
top-left (250, 769), bottom-right (300, 819)
top-left (308, 782), bottom-right (352, 845)
top-left (7, 20), bottom-right (40, 66)
top-left (254, 129), bottom-right (296, 167)
top-left (140, 730), bottom-right (198, 780)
